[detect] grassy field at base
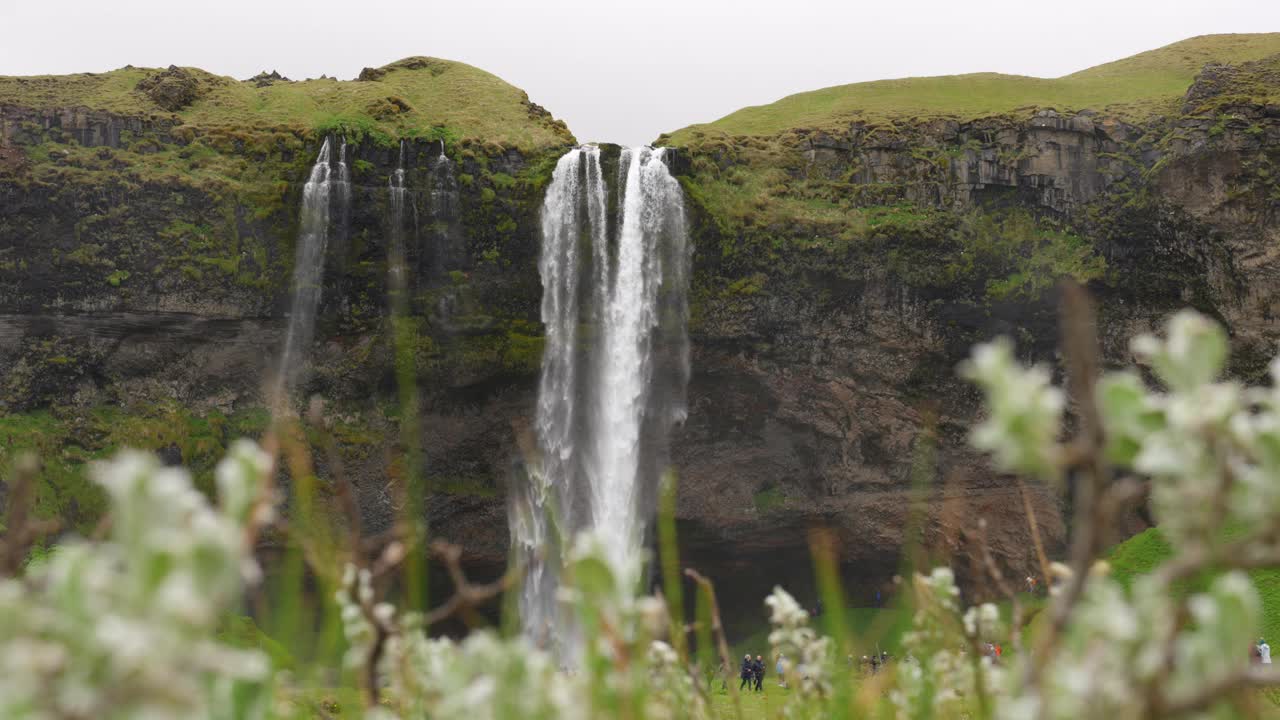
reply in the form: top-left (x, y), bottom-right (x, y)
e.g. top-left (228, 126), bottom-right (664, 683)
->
top-left (1107, 527), bottom-right (1280, 651)
top-left (728, 606), bottom-right (914, 663)
top-left (709, 683), bottom-right (805, 720)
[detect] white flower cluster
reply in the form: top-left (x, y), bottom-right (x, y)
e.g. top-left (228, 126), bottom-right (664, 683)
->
top-left (1106, 310), bottom-right (1278, 544)
top-left (338, 531), bottom-right (705, 720)
top-left (961, 338), bottom-right (1065, 479)
top-left (376, 627), bottom-right (583, 720)
top-left (0, 441), bottom-right (273, 719)
top-left (644, 639), bottom-right (703, 720)
top-left (998, 570), bottom-right (1259, 720)
top-left (962, 602), bottom-right (1002, 641)
top-left (892, 568), bottom-right (999, 720)
top-left (953, 311), bottom-right (1276, 719)
top-left (765, 586), bottom-right (831, 703)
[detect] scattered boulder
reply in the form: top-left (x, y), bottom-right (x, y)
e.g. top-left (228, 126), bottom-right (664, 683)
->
top-left (1183, 62), bottom-right (1238, 112)
top-left (1183, 56), bottom-right (1280, 115)
top-left (247, 70), bottom-right (290, 87)
top-left (360, 57), bottom-right (450, 82)
top-left (0, 146), bottom-right (27, 175)
top-left (156, 443), bottom-right (183, 467)
top-left (136, 65), bottom-right (202, 112)
top-left (366, 96), bottom-right (412, 120)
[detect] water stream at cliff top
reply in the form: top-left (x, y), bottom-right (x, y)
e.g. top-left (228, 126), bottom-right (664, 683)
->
top-left (512, 145), bottom-right (690, 654)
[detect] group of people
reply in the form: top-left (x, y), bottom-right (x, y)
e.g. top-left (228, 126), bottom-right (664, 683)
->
top-left (739, 654), bottom-right (767, 691)
top-left (858, 651), bottom-right (893, 674)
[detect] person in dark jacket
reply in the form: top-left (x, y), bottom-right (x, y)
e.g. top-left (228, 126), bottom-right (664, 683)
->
top-left (739, 654), bottom-right (753, 690)
top-left (753, 655), bottom-right (765, 691)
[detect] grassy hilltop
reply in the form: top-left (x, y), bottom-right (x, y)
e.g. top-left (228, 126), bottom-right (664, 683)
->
top-left (667, 33), bottom-right (1280, 143)
top-left (655, 33), bottom-right (1280, 315)
top-left (0, 56), bottom-right (576, 535)
top-left (0, 56), bottom-right (574, 152)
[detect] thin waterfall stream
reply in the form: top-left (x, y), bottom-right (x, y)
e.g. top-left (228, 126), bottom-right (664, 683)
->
top-left (275, 137), bottom-right (350, 399)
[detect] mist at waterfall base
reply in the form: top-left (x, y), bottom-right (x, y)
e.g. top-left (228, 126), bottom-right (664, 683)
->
top-left (509, 146), bottom-right (691, 657)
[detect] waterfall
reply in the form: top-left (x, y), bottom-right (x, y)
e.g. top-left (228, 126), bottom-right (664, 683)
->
top-left (511, 146), bottom-right (690, 653)
top-left (427, 148), bottom-right (461, 275)
top-left (590, 146), bottom-right (689, 574)
top-left (388, 140), bottom-right (409, 298)
top-left (275, 137), bottom-right (347, 396)
top-left (335, 140), bottom-right (352, 256)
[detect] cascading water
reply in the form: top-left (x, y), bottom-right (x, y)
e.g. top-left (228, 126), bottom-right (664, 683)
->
top-left (590, 146), bottom-right (690, 574)
top-left (427, 144), bottom-right (462, 275)
top-left (388, 140), bottom-right (409, 297)
top-left (275, 137), bottom-right (349, 397)
top-left (511, 145), bottom-right (690, 653)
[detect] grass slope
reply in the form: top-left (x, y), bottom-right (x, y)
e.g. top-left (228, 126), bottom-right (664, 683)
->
top-left (0, 57), bottom-right (573, 152)
top-left (1107, 527), bottom-right (1280, 650)
top-left (668, 33), bottom-right (1280, 141)
top-left (728, 606), bottom-right (914, 662)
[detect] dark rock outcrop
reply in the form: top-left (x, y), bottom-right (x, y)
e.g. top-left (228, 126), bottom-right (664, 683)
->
top-left (136, 65), bottom-right (204, 112)
top-left (247, 70), bottom-right (290, 87)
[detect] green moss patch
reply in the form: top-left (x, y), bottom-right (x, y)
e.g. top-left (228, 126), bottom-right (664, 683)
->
top-left (0, 404), bottom-right (271, 533)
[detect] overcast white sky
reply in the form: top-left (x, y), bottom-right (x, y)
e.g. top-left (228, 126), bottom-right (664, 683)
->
top-left (1, 0), bottom-right (1277, 146)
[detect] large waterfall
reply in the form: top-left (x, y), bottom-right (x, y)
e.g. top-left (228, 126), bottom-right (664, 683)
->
top-left (512, 145), bottom-right (691, 651)
top-left (275, 138), bottom-right (350, 396)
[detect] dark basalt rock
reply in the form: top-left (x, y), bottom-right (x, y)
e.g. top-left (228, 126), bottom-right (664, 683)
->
top-left (247, 70), bottom-right (290, 87)
top-left (157, 443), bottom-right (184, 466)
top-left (136, 65), bottom-right (202, 112)
top-left (367, 96), bottom-right (412, 119)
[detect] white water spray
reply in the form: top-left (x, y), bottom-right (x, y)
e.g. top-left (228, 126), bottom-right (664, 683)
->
top-left (512, 146), bottom-right (690, 652)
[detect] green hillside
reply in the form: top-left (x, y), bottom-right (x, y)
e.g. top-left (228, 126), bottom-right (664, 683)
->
top-left (0, 56), bottom-right (574, 152)
top-left (667, 33), bottom-right (1280, 142)
top-left (1108, 528), bottom-right (1280, 651)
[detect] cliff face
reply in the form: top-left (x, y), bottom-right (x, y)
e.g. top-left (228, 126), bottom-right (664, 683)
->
top-left (2, 45), bottom-right (1280, 634)
top-left (660, 53), bottom-right (1280, 621)
top-left (0, 61), bottom-right (570, 552)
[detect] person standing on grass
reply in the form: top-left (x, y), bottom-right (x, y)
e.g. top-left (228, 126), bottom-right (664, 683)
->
top-left (740, 654), bottom-right (753, 690)
top-left (1261, 638), bottom-right (1272, 665)
top-left (776, 653), bottom-right (786, 687)
top-left (753, 655), bottom-right (765, 691)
